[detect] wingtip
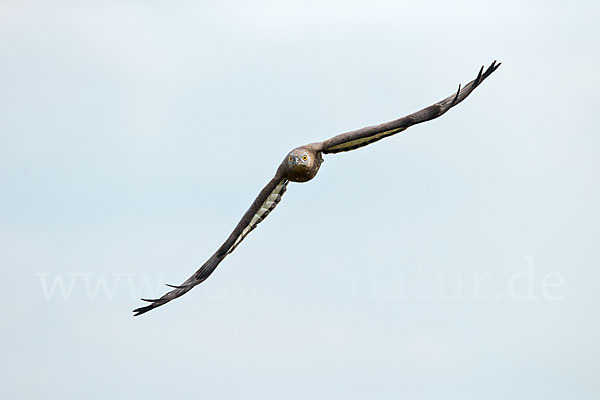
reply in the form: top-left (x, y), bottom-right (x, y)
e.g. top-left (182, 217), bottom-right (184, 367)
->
top-left (133, 303), bottom-right (157, 316)
top-left (132, 307), bottom-right (147, 317)
top-left (487, 61), bottom-right (501, 79)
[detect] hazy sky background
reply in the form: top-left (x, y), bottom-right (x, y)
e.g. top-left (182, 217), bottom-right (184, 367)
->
top-left (1, 1), bottom-right (599, 399)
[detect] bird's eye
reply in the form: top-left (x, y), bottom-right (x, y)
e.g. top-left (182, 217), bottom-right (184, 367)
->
top-left (289, 156), bottom-right (293, 162)
top-left (302, 155), bottom-right (307, 161)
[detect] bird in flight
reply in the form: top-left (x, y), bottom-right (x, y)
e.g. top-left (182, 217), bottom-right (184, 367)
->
top-left (133, 61), bottom-right (500, 316)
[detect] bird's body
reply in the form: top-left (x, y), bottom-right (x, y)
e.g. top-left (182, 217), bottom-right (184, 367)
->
top-left (133, 61), bottom-right (501, 316)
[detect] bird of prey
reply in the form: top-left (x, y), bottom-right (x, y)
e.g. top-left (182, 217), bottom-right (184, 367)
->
top-left (133, 61), bottom-right (500, 316)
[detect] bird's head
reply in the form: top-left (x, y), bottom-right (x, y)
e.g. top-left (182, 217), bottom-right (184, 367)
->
top-left (287, 149), bottom-right (311, 168)
top-left (283, 147), bottom-right (323, 182)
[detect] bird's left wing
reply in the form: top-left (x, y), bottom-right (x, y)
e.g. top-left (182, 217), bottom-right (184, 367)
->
top-left (318, 61), bottom-right (500, 154)
top-left (133, 175), bottom-right (289, 316)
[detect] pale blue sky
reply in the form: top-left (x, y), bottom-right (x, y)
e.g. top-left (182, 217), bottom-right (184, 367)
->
top-left (1, 1), bottom-right (599, 399)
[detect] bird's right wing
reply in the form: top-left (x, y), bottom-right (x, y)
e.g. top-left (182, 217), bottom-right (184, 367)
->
top-left (133, 175), bottom-right (289, 316)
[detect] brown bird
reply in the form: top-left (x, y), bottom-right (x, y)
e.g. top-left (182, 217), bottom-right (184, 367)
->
top-left (133, 61), bottom-right (500, 316)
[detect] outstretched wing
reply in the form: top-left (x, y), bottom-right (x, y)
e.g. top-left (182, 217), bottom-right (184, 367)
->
top-left (133, 175), bottom-right (289, 316)
top-left (319, 61), bottom-right (500, 154)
